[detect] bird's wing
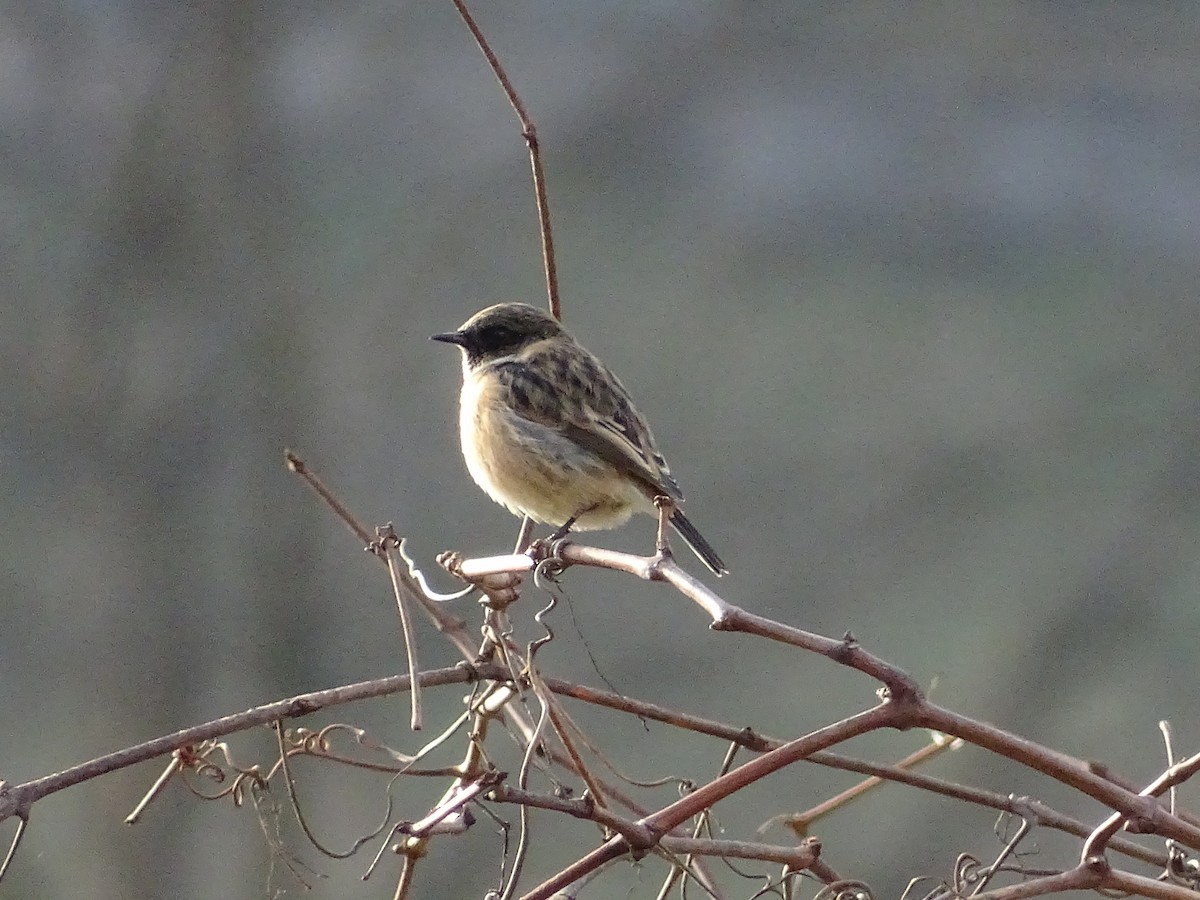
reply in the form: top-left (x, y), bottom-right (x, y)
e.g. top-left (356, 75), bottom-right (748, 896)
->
top-left (493, 347), bottom-right (684, 501)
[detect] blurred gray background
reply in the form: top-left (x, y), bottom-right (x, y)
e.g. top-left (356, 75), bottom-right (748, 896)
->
top-left (3, 1), bottom-right (1199, 897)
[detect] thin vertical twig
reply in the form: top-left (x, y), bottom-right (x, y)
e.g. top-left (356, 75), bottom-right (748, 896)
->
top-left (448, 0), bottom-right (560, 321)
top-left (378, 525), bottom-right (423, 731)
top-left (0, 813), bottom-right (27, 883)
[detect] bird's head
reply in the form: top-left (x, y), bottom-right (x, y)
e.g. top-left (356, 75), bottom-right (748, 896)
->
top-left (431, 303), bottom-right (565, 368)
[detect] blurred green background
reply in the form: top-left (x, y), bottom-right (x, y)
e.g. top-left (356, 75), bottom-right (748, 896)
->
top-left (3, 1), bottom-right (1199, 897)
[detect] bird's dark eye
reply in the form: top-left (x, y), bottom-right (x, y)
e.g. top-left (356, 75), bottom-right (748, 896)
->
top-left (478, 324), bottom-right (516, 350)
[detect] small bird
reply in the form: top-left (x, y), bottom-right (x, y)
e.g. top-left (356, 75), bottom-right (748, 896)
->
top-left (432, 303), bottom-right (727, 576)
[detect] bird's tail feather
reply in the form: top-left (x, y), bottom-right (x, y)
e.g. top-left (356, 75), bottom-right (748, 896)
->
top-left (669, 508), bottom-right (728, 576)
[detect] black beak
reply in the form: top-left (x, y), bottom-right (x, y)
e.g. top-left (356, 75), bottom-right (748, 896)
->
top-left (430, 330), bottom-right (467, 346)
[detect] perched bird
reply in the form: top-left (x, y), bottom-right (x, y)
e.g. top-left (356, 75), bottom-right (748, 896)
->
top-left (432, 303), bottom-right (727, 576)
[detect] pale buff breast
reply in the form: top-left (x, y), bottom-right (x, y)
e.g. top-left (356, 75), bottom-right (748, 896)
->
top-left (458, 369), bottom-right (651, 529)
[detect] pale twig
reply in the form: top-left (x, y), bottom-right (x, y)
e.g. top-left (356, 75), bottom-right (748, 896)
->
top-left (660, 836), bottom-right (820, 869)
top-left (377, 525), bottom-right (424, 730)
top-left (777, 734), bottom-right (962, 836)
top-left (390, 852), bottom-right (418, 900)
top-left (0, 812), bottom-right (27, 884)
top-left (376, 690), bottom-right (508, 886)
top-left (1086, 760), bottom-right (1200, 828)
top-left (124, 753), bottom-right (185, 825)
top-left (398, 773), bottom-right (500, 839)
top-left (653, 495), bottom-right (673, 559)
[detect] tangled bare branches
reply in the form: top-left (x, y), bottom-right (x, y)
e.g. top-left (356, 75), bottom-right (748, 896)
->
top-left (2, 448), bottom-right (1198, 898)
top-left (2, 3), bottom-right (1198, 899)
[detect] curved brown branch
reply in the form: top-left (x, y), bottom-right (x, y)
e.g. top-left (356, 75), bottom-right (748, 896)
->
top-left (521, 702), bottom-right (897, 900)
top-left (916, 703), bottom-right (1200, 851)
top-left (0, 666), bottom-right (481, 828)
top-left (526, 677), bottom-right (1171, 868)
top-left (971, 858), bottom-right (1200, 900)
top-left (1082, 750), bottom-right (1200, 861)
top-left (451, 544), bottom-right (1200, 862)
top-left (452, 543), bottom-right (922, 699)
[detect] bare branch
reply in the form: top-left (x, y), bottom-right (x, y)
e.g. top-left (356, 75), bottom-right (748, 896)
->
top-left (1083, 749), bottom-right (1200, 861)
top-left (522, 703), bottom-right (896, 900)
top-left (0, 666), bottom-right (481, 827)
top-left (447, 0), bottom-right (559, 319)
top-left (917, 704), bottom-right (1200, 852)
top-left (376, 524), bottom-right (424, 730)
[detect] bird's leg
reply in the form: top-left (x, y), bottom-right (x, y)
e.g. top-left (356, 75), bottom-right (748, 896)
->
top-left (546, 511), bottom-right (580, 542)
top-left (653, 495), bottom-right (675, 560)
top-left (547, 502), bottom-right (602, 542)
top-left (546, 517), bottom-right (575, 543)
